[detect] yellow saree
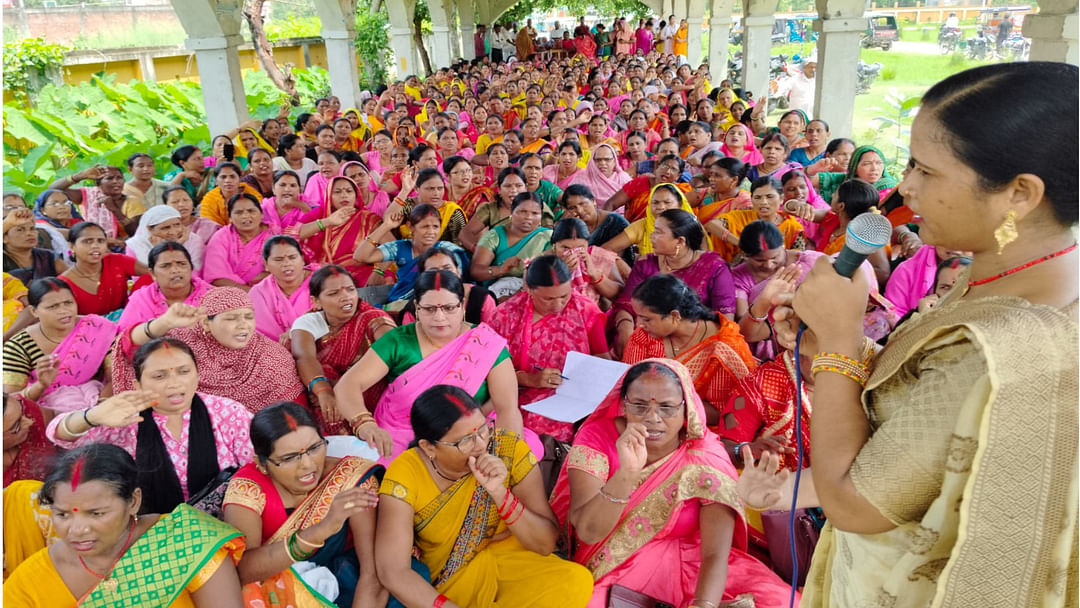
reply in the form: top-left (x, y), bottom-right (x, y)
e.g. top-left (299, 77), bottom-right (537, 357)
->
top-left (380, 430), bottom-right (592, 607)
top-left (3, 480), bottom-right (55, 580)
top-left (802, 285), bottom-right (1078, 607)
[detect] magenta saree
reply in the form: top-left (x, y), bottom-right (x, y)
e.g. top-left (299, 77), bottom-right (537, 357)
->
top-left (34, 314), bottom-right (117, 413)
top-left (550, 358), bottom-right (795, 608)
top-left (202, 225), bottom-right (277, 286)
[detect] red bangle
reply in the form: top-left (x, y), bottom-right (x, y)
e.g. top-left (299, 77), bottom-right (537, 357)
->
top-left (505, 502), bottom-right (526, 526)
top-left (499, 495), bottom-right (520, 520)
top-left (433, 594), bottom-right (449, 608)
top-left (498, 490), bottom-right (513, 515)
top-left (588, 273), bottom-right (603, 285)
top-left (313, 383), bottom-right (333, 396)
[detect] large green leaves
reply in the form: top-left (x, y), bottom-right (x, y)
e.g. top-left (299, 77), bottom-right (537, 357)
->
top-left (2, 67), bottom-right (329, 195)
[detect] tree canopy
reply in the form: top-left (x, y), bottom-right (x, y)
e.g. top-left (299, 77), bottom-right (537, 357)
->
top-left (496, 0), bottom-right (651, 26)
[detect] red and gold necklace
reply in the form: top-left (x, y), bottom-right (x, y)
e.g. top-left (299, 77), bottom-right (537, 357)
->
top-left (967, 243), bottom-right (1077, 287)
top-left (78, 517), bottom-right (136, 593)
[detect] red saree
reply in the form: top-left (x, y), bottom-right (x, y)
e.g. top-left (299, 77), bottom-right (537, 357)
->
top-left (301, 175), bottom-right (383, 286)
top-left (3, 396), bottom-right (58, 487)
top-left (622, 178), bottom-right (692, 223)
top-left (315, 302), bottom-right (393, 433)
top-left (550, 359), bottom-right (795, 607)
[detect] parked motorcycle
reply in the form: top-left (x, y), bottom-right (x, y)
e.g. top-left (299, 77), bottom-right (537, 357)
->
top-left (966, 28), bottom-right (991, 60)
top-left (938, 26), bottom-right (961, 54)
top-left (856, 60), bottom-right (883, 95)
top-left (1001, 33), bottom-right (1030, 61)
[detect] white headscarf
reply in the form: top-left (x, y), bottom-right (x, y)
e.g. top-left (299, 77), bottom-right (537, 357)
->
top-left (125, 205), bottom-right (181, 264)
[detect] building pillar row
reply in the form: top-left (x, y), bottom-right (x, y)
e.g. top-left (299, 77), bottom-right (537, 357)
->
top-left (322, 28), bottom-right (362, 109)
top-left (740, 14), bottom-right (774, 95)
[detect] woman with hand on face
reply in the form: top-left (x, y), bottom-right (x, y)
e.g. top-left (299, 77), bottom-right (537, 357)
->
top-left (225, 402), bottom-right (391, 608)
top-left (48, 338), bottom-right (255, 514)
top-left (50, 165), bottom-right (139, 241)
top-left (202, 193), bottom-right (277, 292)
top-left (353, 203), bottom-right (469, 310)
top-left (739, 63), bottom-right (1079, 607)
top-left (335, 270), bottom-right (528, 462)
top-left (125, 205), bottom-right (206, 272)
top-left (341, 160), bottom-right (391, 217)
top-left (59, 222), bottom-right (148, 317)
top-left (164, 144), bottom-right (210, 204)
top-left (561, 185), bottom-right (630, 261)
top-left (550, 360), bottom-right (793, 608)
top-left (290, 265), bottom-right (395, 436)
top-left (623, 275), bottom-right (756, 429)
top-left (163, 186), bottom-right (220, 246)
top-left (388, 167), bottom-right (468, 248)
top-left (550, 218), bottom-right (627, 306)
top-left (3, 444), bottom-right (246, 607)
top-left (116, 242), bottom-right (213, 332)
top-left (375, 385), bottom-right (593, 608)
top-left (709, 176), bottom-right (806, 264)
top-left (110, 287), bottom-right (305, 415)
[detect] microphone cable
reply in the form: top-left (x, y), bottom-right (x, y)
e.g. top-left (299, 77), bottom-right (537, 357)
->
top-left (787, 325), bottom-right (807, 608)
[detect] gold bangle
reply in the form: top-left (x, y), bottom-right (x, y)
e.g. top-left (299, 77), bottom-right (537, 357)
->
top-left (811, 353), bottom-right (870, 387)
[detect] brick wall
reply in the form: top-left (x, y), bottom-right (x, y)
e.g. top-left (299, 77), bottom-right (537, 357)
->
top-left (3, 5), bottom-right (181, 45)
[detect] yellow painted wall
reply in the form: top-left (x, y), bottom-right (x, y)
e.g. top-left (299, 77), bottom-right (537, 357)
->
top-left (64, 59), bottom-right (141, 85)
top-left (153, 54), bottom-right (201, 82)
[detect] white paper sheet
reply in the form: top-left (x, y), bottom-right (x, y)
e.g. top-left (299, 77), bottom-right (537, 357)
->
top-left (521, 351), bottom-right (629, 423)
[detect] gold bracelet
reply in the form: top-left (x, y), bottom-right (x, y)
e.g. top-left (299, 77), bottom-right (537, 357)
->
top-left (811, 354), bottom-right (870, 387)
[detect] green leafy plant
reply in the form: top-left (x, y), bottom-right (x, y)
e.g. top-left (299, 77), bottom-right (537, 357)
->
top-left (3, 37), bottom-right (69, 99)
top-left (354, 8), bottom-right (392, 91)
top-left (2, 67), bottom-right (331, 194)
top-left (871, 88), bottom-right (921, 174)
top-left (266, 15), bottom-right (323, 41)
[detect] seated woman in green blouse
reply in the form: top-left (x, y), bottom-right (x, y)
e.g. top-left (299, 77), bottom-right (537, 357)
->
top-left (333, 270), bottom-right (542, 463)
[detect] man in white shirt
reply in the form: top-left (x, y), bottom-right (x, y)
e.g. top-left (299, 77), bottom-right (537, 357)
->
top-left (549, 21), bottom-right (564, 41)
top-left (775, 55), bottom-right (816, 115)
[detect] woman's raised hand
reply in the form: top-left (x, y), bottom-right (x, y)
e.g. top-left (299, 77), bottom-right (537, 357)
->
top-left (615, 422), bottom-right (649, 475)
top-left (757, 264), bottom-right (802, 309)
top-left (33, 355), bottom-right (59, 389)
top-left (325, 205), bottom-right (357, 228)
top-left (468, 453), bottom-right (509, 497)
top-left (87, 390), bottom-right (159, 428)
top-left (784, 200), bottom-right (816, 221)
top-left (159, 303), bottom-right (204, 332)
top-left (354, 421), bottom-right (394, 458)
top-left (736, 446), bottom-right (789, 511)
top-left (399, 166), bottom-right (419, 195)
top-left (897, 230), bottom-right (923, 258)
top-left (382, 208), bottom-right (405, 229)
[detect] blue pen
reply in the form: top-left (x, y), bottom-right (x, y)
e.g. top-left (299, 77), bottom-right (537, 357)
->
top-left (533, 365), bottom-right (569, 380)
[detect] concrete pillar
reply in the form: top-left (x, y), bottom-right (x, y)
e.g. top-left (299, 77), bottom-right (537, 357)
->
top-left (168, 0), bottom-right (248, 136)
top-left (312, 0), bottom-right (362, 109)
top-left (709, 0), bottom-right (734, 80)
top-left (188, 36), bottom-right (249, 136)
top-left (138, 53), bottom-right (157, 83)
top-left (686, 0), bottom-right (706, 67)
top-left (1024, 12), bottom-right (1079, 64)
top-left (741, 15), bottom-right (774, 94)
top-left (386, 0), bottom-right (418, 77)
top-left (458, 0), bottom-right (475, 59)
top-left (428, 0), bottom-right (456, 67)
top-left (812, 16), bottom-right (863, 137)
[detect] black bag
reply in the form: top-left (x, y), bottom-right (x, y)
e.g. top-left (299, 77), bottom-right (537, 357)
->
top-left (608, 585), bottom-right (674, 608)
top-left (186, 466), bottom-right (238, 520)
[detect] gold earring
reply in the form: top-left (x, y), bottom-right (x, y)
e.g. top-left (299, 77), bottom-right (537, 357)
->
top-left (994, 209), bottom-right (1018, 255)
top-left (674, 244), bottom-right (682, 257)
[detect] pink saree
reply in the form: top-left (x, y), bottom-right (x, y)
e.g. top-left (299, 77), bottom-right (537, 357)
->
top-left (374, 324), bottom-right (508, 463)
top-left (34, 314), bottom-right (117, 413)
top-left (117, 276), bottom-right (214, 331)
top-left (550, 359), bottom-right (795, 608)
top-left (261, 196), bottom-right (316, 233)
top-left (248, 267), bottom-right (317, 341)
top-left (202, 225), bottom-right (277, 286)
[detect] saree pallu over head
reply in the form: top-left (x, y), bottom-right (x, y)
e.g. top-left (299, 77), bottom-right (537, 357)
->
top-left (816, 144), bottom-right (899, 204)
top-left (301, 175), bottom-right (382, 286)
top-left (549, 360), bottom-right (749, 572)
top-left (569, 143), bottom-right (631, 203)
top-left (380, 429), bottom-right (537, 590)
top-left (374, 323), bottom-right (508, 462)
top-left (621, 317), bottom-right (757, 430)
top-left (720, 125), bottom-right (765, 167)
top-left (32, 314), bottom-right (117, 413)
top-left (624, 178), bottom-right (693, 224)
top-left (111, 288), bottom-right (304, 413)
top-left (2, 397), bottom-right (57, 487)
top-left (802, 291), bottom-right (1078, 608)
top-left (639, 182), bottom-right (699, 255)
top-left (398, 200), bottom-right (467, 246)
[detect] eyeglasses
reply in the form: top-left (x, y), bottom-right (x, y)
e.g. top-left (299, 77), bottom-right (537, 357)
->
top-left (267, 438), bottom-right (328, 467)
top-left (622, 399), bottom-right (685, 419)
top-left (44, 199), bottom-right (71, 208)
top-left (435, 420), bottom-right (494, 453)
top-left (416, 302), bottom-right (462, 315)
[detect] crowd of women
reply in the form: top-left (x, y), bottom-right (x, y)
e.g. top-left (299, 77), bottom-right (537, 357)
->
top-left (1, 26), bottom-right (1076, 608)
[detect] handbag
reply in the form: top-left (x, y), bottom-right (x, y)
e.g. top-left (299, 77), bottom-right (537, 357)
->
top-left (759, 507), bottom-right (825, 587)
top-left (186, 466), bottom-right (238, 520)
top-left (608, 585), bottom-right (674, 608)
top-left (538, 433), bottom-right (571, 498)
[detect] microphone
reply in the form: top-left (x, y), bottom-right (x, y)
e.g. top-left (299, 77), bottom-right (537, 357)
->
top-left (832, 212), bottom-right (894, 278)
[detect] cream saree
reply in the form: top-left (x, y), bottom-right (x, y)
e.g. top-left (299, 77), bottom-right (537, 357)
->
top-left (802, 284), bottom-right (1078, 607)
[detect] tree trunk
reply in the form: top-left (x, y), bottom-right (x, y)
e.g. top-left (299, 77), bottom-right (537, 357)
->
top-left (243, 0), bottom-right (300, 104)
top-left (370, 0), bottom-right (382, 13)
top-left (412, 11), bottom-right (433, 76)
